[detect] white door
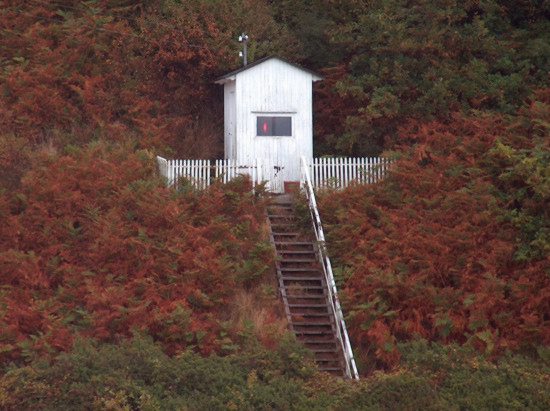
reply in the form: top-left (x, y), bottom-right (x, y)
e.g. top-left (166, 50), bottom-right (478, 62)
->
top-left (261, 157), bottom-right (285, 193)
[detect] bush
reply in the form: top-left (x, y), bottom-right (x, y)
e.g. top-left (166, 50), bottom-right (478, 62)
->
top-left (2, 338), bottom-right (548, 410)
top-left (0, 142), bottom-right (275, 365)
top-left (0, 335), bottom-right (316, 411)
top-left (317, 99), bottom-right (550, 368)
top-left (401, 340), bottom-right (550, 410)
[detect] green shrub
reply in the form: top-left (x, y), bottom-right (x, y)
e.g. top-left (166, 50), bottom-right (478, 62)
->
top-left (0, 335), bottom-right (316, 411)
top-left (400, 340), bottom-right (550, 410)
top-left (2, 337), bottom-right (548, 410)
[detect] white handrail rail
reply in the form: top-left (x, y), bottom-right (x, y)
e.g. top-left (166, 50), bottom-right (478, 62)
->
top-left (300, 156), bottom-right (359, 380)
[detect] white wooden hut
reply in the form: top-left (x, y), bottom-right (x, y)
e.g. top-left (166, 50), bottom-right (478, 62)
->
top-left (215, 56), bottom-right (322, 190)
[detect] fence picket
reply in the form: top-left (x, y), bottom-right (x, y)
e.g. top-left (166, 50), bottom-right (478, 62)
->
top-left (368, 157), bottom-right (374, 184)
top-left (158, 156), bottom-right (390, 192)
top-left (346, 158), bottom-right (351, 188)
top-left (200, 159), bottom-right (204, 187)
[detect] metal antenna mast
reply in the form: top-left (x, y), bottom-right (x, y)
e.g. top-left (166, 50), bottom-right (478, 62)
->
top-left (238, 33), bottom-right (249, 66)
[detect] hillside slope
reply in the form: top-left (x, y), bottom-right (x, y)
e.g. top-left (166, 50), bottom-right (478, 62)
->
top-left (0, 143), bottom-right (282, 365)
top-left (319, 95), bottom-right (549, 370)
top-left (0, 0), bottom-right (549, 408)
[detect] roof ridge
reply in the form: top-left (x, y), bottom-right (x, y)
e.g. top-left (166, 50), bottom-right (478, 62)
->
top-left (214, 56), bottom-right (323, 84)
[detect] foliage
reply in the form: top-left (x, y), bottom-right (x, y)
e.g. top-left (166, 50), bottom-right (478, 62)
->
top-left (1, 337), bottom-right (548, 410)
top-left (3, 1), bottom-right (547, 157)
top-left (0, 142), bottom-right (275, 365)
top-left (308, 0), bottom-right (550, 155)
top-left (0, 1), bottom-right (548, 404)
top-left (318, 95), bottom-right (549, 369)
top-left (399, 340), bottom-right (550, 410)
top-left (0, 0), bottom-right (300, 156)
top-left (0, 334), bottom-right (315, 411)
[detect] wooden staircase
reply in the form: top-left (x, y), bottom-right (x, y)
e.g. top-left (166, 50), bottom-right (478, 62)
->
top-left (267, 195), bottom-right (347, 376)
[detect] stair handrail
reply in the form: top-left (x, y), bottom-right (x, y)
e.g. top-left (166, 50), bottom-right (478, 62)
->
top-left (300, 156), bottom-right (359, 380)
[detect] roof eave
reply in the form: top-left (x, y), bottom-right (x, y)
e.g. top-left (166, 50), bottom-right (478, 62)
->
top-left (214, 75), bottom-right (236, 85)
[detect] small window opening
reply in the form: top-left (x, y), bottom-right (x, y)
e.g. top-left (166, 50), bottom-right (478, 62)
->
top-left (257, 116), bottom-right (292, 136)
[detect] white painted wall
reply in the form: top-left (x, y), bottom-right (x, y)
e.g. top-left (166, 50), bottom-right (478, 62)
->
top-left (223, 80), bottom-right (236, 160)
top-left (220, 58), bottom-right (320, 184)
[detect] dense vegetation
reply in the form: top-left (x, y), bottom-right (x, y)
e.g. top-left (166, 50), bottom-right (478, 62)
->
top-left (1, 336), bottom-right (548, 410)
top-left (318, 95), bottom-right (549, 370)
top-left (1, 0), bottom-right (548, 408)
top-left (0, 143), bottom-right (281, 366)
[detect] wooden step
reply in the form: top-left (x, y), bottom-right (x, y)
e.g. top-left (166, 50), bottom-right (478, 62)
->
top-left (308, 348), bottom-right (339, 354)
top-left (292, 320), bottom-right (333, 325)
top-left (290, 308), bottom-right (331, 314)
top-left (269, 201), bottom-right (293, 205)
top-left (300, 338), bottom-right (338, 345)
top-left (282, 275), bottom-right (322, 280)
top-left (318, 367), bottom-right (343, 372)
top-left (279, 258), bottom-right (317, 263)
top-left (288, 303), bottom-right (328, 308)
top-left (280, 265), bottom-right (320, 270)
top-left (280, 267), bottom-right (319, 272)
top-left (293, 328), bottom-right (334, 334)
top-left (286, 294), bottom-right (326, 300)
top-left (281, 275), bottom-right (323, 281)
top-left (299, 334), bottom-right (337, 341)
top-left (316, 358), bottom-right (341, 363)
top-left (291, 312), bottom-right (332, 318)
top-left (274, 241), bottom-right (314, 246)
top-left (294, 329), bottom-right (334, 335)
top-left (268, 206), bottom-right (293, 211)
top-left (284, 281), bottom-right (324, 287)
top-left (282, 276), bottom-right (323, 281)
top-left (304, 343), bottom-right (339, 349)
top-left (272, 232), bottom-right (300, 237)
top-left (302, 342), bottom-right (339, 350)
top-left (284, 285), bottom-right (325, 291)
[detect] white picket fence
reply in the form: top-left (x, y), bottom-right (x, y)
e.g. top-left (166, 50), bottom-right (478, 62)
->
top-left (307, 157), bottom-right (391, 189)
top-left (156, 156), bottom-right (391, 192)
top-left (156, 157), bottom-right (262, 190)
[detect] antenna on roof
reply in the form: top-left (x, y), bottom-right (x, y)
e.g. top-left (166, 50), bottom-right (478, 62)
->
top-left (238, 33), bottom-right (249, 66)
